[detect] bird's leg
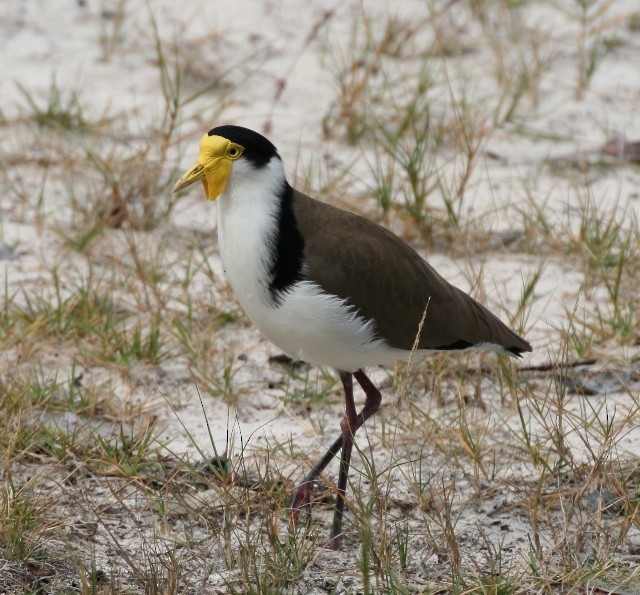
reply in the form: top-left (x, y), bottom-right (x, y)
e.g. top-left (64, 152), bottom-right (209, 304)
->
top-left (290, 369), bottom-right (382, 548)
top-left (324, 369), bottom-right (382, 549)
top-left (352, 370), bottom-right (383, 420)
top-left (290, 373), bottom-right (353, 532)
top-left (323, 371), bottom-right (357, 550)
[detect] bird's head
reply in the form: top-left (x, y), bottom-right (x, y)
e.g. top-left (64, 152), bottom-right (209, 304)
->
top-left (172, 125), bottom-right (280, 200)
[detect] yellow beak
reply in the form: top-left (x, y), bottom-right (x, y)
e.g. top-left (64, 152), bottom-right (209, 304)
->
top-left (172, 134), bottom-right (236, 201)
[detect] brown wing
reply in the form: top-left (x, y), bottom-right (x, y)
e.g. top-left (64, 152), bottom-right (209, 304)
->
top-left (292, 190), bottom-right (531, 355)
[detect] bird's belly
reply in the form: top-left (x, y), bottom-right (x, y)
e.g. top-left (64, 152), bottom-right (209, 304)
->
top-left (235, 280), bottom-right (402, 371)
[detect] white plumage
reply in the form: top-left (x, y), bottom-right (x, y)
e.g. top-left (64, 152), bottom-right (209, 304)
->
top-left (217, 156), bottom-right (412, 371)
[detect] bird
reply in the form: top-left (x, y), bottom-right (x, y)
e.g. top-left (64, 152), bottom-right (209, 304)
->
top-left (173, 125), bottom-right (532, 549)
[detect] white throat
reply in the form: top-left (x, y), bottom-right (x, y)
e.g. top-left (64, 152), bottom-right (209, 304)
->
top-left (217, 157), bottom-right (286, 317)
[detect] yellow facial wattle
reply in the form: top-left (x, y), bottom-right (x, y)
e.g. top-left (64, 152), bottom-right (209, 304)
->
top-left (172, 134), bottom-right (244, 201)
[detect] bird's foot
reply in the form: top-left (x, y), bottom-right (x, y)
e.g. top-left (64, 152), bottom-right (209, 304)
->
top-left (321, 534), bottom-right (342, 551)
top-left (290, 482), bottom-right (313, 532)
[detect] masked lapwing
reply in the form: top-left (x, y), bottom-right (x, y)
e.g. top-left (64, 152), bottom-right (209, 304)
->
top-left (173, 125), bottom-right (532, 549)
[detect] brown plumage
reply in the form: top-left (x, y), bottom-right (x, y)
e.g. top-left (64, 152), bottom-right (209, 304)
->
top-left (293, 189), bottom-right (531, 355)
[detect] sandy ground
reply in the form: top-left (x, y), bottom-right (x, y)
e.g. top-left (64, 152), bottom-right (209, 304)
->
top-left (2, 0), bottom-right (640, 592)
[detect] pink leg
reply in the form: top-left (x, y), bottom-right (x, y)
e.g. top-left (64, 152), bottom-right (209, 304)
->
top-left (290, 369), bottom-right (382, 550)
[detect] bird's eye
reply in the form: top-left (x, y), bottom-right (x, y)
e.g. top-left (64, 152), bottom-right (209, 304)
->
top-left (228, 146), bottom-right (242, 159)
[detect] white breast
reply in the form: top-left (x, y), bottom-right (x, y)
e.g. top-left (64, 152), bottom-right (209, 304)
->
top-left (216, 158), bottom-right (402, 372)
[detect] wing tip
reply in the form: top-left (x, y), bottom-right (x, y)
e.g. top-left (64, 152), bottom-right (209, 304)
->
top-left (506, 342), bottom-right (533, 358)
